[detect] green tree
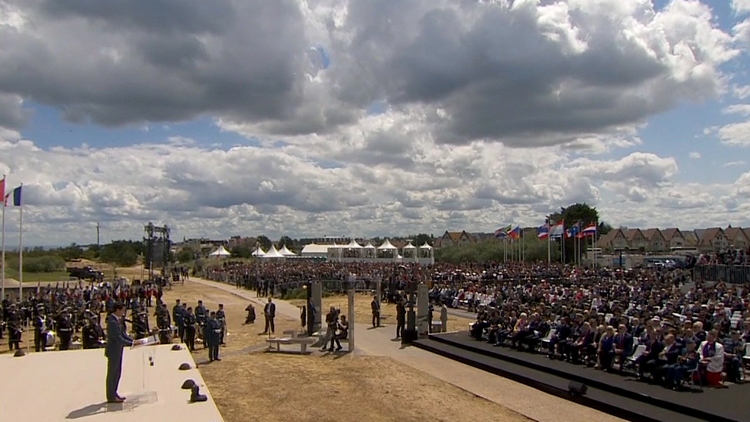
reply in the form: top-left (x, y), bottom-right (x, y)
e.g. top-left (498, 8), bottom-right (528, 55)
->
top-left (59, 243), bottom-right (85, 261)
top-left (278, 235), bottom-right (294, 249)
top-left (231, 245), bottom-right (252, 259)
top-left (598, 221), bottom-right (613, 235)
top-left (175, 248), bottom-right (195, 263)
top-left (256, 235), bottom-right (272, 250)
top-left (410, 233), bottom-right (434, 247)
top-left (548, 203), bottom-right (600, 263)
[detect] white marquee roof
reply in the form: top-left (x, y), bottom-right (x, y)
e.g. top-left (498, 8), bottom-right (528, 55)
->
top-left (279, 245), bottom-right (296, 256)
top-left (251, 247), bottom-right (266, 257)
top-left (378, 239), bottom-right (398, 250)
top-left (262, 245), bottom-right (285, 258)
top-left (403, 241), bottom-right (416, 249)
top-left (363, 242), bottom-right (376, 249)
top-left (209, 245), bottom-right (231, 256)
top-left (420, 243), bottom-right (433, 249)
top-left (346, 239), bottom-right (363, 248)
top-left (300, 243), bottom-right (329, 255)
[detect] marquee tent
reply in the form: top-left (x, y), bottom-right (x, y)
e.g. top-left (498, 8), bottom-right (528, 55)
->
top-left (262, 245), bottom-right (286, 259)
top-left (251, 247), bottom-right (266, 257)
top-left (279, 245), bottom-right (296, 256)
top-left (209, 246), bottom-right (231, 257)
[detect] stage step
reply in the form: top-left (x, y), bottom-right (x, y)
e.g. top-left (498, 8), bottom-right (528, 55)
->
top-left (414, 338), bottom-right (708, 422)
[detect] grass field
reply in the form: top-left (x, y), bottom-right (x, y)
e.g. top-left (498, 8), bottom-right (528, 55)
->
top-left (3, 268), bottom-right (72, 283)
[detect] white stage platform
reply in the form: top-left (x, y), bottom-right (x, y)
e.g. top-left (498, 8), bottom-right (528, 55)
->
top-left (0, 345), bottom-right (224, 422)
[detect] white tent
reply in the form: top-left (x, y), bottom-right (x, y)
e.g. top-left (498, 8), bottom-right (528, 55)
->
top-left (300, 243), bottom-right (329, 257)
top-left (363, 242), bottom-right (376, 249)
top-left (262, 245), bottom-right (285, 259)
top-left (403, 241), bottom-right (416, 250)
top-left (346, 239), bottom-right (363, 248)
top-left (279, 245), bottom-right (296, 256)
top-left (377, 239), bottom-right (398, 250)
top-left (419, 243), bottom-right (433, 249)
top-left (209, 245), bottom-right (231, 257)
top-left (251, 247), bottom-right (266, 257)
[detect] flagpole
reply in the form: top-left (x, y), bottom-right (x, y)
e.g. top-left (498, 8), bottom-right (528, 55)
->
top-left (18, 185), bottom-right (23, 299)
top-left (547, 220), bottom-right (551, 264)
top-left (1, 174), bottom-right (5, 301)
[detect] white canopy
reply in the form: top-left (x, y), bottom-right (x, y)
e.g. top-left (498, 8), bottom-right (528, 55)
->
top-left (378, 239), bottom-right (398, 250)
top-left (262, 245), bottom-right (285, 259)
top-left (279, 245), bottom-right (296, 256)
top-left (209, 245), bottom-right (231, 257)
top-left (300, 243), bottom-right (329, 255)
top-left (363, 242), bottom-right (376, 249)
top-left (251, 247), bottom-right (266, 257)
top-left (346, 239), bottom-right (362, 248)
top-left (403, 241), bottom-right (416, 249)
top-left (419, 243), bottom-right (433, 249)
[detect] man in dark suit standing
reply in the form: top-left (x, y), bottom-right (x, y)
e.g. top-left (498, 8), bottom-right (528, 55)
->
top-left (371, 296), bottom-right (380, 328)
top-left (263, 298), bottom-right (276, 334)
top-left (105, 303), bottom-right (134, 403)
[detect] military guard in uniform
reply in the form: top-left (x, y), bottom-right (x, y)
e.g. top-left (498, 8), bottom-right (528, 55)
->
top-left (195, 300), bottom-right (207, 348)
top-left (57, 310), bottom-right (73, 351)
top-left (33, 309), bottom-right (46, 352)
top-left (7, 304), bottom-right (22, 350)
top-left (173, 299), bottom-right (185, 342)
top-left (184, 307), bottom-right (196, 352)
top-left (207, 311), bottom-right (221, 362)
top-left (156, 305), bottom-right (172, 345)
top-left (216, 304), bottom-right (226, 345)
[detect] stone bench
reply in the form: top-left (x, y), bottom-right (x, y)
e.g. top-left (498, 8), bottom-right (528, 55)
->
top-left (266, 337), bottom-right (316, 353)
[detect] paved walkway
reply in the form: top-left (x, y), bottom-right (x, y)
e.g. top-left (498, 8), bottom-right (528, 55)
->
top-left (190, 278), bottom-right (624, 422)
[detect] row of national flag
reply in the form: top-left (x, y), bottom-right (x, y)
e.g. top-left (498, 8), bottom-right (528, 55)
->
top-left (0, 177), bottom-right (23, 207)
top-left (537, 220), bottom-right (597, 239)
top-left (495, 220), bottom-right (597, 240)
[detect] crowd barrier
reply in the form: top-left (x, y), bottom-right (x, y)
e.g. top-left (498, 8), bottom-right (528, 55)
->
top-left (692, 264), bottom-right (750, 284)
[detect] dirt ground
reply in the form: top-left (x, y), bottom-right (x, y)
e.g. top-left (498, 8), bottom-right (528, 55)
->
top-left (289, 293), bottom-right (476, 330)
top-left (158, 281), bottom-right (529, 422)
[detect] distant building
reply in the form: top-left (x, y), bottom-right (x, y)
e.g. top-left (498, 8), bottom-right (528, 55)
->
top-left (435, 231), bottom-right (476, 248)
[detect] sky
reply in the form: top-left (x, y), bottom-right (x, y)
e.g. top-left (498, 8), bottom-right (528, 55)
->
top-left (1, 0), bottom-right (750, 246)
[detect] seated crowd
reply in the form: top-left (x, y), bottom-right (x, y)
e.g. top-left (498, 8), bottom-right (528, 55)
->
top-left (466, 272), bottom-right (749, 390)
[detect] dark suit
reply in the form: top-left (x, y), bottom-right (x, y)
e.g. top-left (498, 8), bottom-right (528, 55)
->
top-left (613, 332), bottom-right (634, 367)
top-left (105, 314), bottom-right (133, 401)
top-left (264, 303), bottom-right (276, 334)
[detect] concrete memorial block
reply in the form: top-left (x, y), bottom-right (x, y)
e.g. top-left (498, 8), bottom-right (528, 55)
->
top-left (417, 284), bottom-right (429, 337)
top-left (311, 282), bottom-right (323, 333)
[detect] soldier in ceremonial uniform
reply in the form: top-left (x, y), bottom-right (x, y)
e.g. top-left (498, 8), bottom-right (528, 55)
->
top-left (195, 300), bottom-right (207, 348)
top-left (82, 317), bottom-right (103, 349)
top-left (156, 305), bottom-right (172, 345)
top-left (216, 304), bottom-right (226, 345)
top-left (184, 307), bottom-right (196, 352)
top-left (133, 311), bottom-right (149, 340)
top-left (7, 304), bottom-right (22, 350)
top-left (57, 310), bottom-right (73, 351)
top-left (206, 311), bottom-right (221, 362)
top-left (173, 299), bottom-right (185, 342)
top-left (33, 309), bottom-right (46, 352)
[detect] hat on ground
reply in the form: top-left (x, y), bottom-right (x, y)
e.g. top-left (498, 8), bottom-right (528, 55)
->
top-left (181, 379), bottom-right (196, 389)
top-left (171, 344), bottom-right (182, 351)
top-left (13, 350), bottom-right (26, 357)
top-left (178, 363), bottom-right (192, 371)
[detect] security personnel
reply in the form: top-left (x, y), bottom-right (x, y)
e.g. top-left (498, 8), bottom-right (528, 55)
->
top-left (173, 299), bottom-right (185, 342)
top-left (156, 305), bottom-right (172, 345)
top-left (33, 311), bottom-right (46, 352)
top-left (206, 311), bottom-right (221, 362)
top-left (184, 307), bottom-right (196, 352)
top-left (57, 310), bottom-right (73, 351)
top-left (216, 304), bottom-right (226, 345)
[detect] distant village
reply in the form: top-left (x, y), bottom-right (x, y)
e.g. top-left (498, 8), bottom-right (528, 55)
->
top-left (175, 226), bottom-right (750, 258)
